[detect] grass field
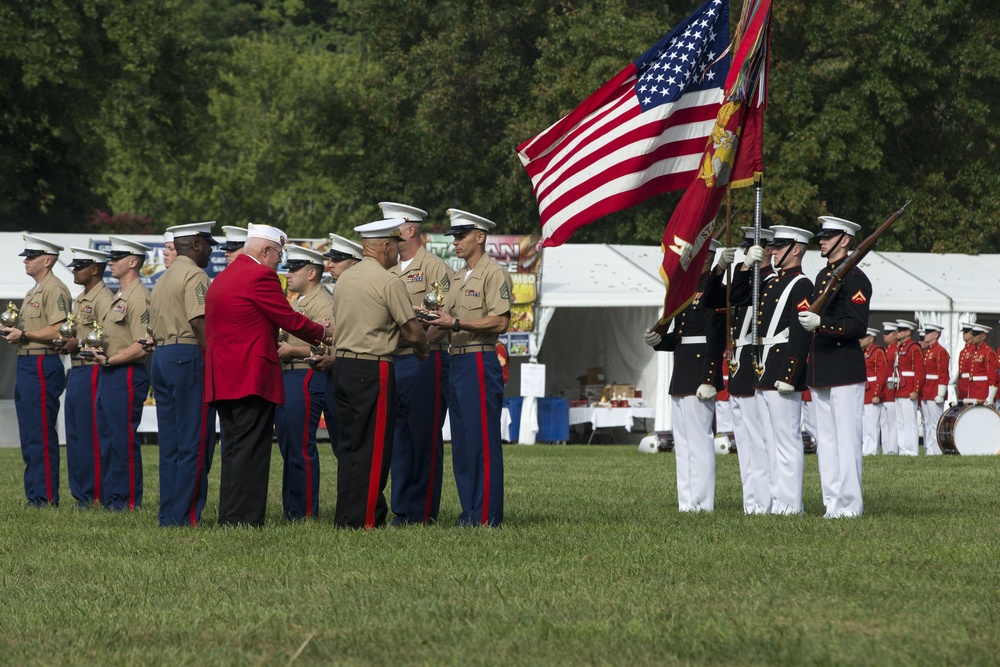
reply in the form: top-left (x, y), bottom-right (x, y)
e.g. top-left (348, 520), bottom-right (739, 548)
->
top-left (1, 443), bottom-right (998, 666)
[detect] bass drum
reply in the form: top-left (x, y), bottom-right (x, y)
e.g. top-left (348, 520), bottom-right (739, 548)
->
top-left (936, 404), bottom-right (1000, 455)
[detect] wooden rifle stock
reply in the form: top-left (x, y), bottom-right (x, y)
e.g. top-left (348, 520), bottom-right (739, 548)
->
top-left (808, 200), bottom-right (911, 315)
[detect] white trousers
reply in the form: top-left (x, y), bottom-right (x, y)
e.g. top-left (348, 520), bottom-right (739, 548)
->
top-left (879, 399), bottom-right (898, 454)
top-left (862, 403), bottom-right (882, 456)
top-left (801, 400), bottom-right (817, 437)
top-left (921, 400), bottom-right (944, 455)
top-left (731, 394), bottom-right (770, 514)
top-left (895, 397), bottom-right (920, 456)
top-left (813, 384), bottom-right (864, 518)
top-left (758, 390), bottom-right (804, 515)
top-left (715, 399), bottom-right (734, 433)
top-left (671, 395), bottom-right (716, 512)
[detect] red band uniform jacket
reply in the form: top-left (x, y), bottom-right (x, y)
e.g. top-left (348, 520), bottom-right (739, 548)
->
top-left (892, 339), bottom-right (925, 399)
top-left (920, 341), bottom-right (950, 402)
top-left (864, 344), bottom-right (889, 405)
top-left (204, 254), bottom-right (325, 406)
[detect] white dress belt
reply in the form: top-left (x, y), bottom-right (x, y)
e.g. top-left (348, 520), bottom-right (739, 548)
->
top-left (925, 374), bottom-right (938, 380)
top-left (866, 376), bottom-right (877, 382)
top-left (680, 336), bottom-right (707, 345)
top-left (900, 371), bottom-right (915, 377)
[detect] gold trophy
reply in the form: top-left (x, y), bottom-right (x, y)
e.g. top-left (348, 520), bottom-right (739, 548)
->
top-left (307, 342), bottom-right (326, 368)
top-left (0, 301), bottom-right (19, 328)
top-left (79, 321), bottom-right (105, 360)
top-left (54, 314), bottom-right (77, 349)
top-left (417, 280), bottom-right (446, 320)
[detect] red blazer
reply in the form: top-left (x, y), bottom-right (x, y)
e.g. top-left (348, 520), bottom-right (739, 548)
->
top-left (204, 254), bottom-right (325, 405)
top-left (920, 341), bottom-right (950, 401)
top-left (892, 339), bottom-right (925, 398)
top-left (864, 344), bottom-right (889, 405)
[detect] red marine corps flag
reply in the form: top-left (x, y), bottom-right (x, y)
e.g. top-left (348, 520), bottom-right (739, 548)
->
top-left (518, 0), bottom-right (732, 248)
top-left (655, 0), bottom-right (771, 329)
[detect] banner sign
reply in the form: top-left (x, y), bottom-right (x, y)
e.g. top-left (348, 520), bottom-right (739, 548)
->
top-left (424, 234), bottom-right (543, 332)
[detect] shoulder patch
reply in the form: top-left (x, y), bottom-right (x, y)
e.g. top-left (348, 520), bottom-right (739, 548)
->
top-left (195, 282), bottom-right (208, 305)
top-left (140, 309), bottom-right (150, 325)
top-left (499, 281), bottom-right (510, 301)
top-left (440, 274), bottom-right (450, 291)
top-left (796, 298), bottom-right (810, 311)
top-left (851, 290), bottom-right (867, 304)
top-left (57, 294), bottom-right (68, 313)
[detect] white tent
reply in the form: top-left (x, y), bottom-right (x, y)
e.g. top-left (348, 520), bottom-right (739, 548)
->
top-left (509, 245), bottom-right (1000, 441)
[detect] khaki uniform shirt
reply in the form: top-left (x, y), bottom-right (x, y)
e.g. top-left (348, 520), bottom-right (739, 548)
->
top-left (73, 282), bottom-right (114, 361)
top-left (101, 278), bottom-right (151, 357)
top-left (149, 255), bottom-right (210, 343)
top-left (287, 284), bottom-right (335, 357)
top-left (332, 257), bottom-right (415, 356)
top-left (21, 272), bottom-right (71, 352)
top-left (446, 255), bottom-right (513, 348)
top-left (389, 246), bottom-right (451, 348)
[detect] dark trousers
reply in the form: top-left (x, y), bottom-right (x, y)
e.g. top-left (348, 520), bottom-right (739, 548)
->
top-left (65, 364), bottom-right (102, 506)
top-left (449, 352), bottom-right (505, 527)
top-left (333, 357), bottom-right (396, 529)
top-left (216, 396), bottom-right (276, 527)
top-left (97, 363), bottom-right (148, 511)
top-left (15, 354), bottom-right (65, 507)
top-left (275, 368), bottom-right (324, 520)
top-left (152, 345), bottom-right (216, 527)
top-left (324, 371), bottom-right (340, 459)
top-left (390, 350), bottom-right (449, 525)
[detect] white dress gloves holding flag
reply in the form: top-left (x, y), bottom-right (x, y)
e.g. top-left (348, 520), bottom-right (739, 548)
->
top-left (716, 247), bottom-right (736, 270)
top-left (745, 245), bottom-right (765, 265)
top-left (643, 328), bottom-right (661, 347)
top-left (696, 384), bottom-right (717, 400)
top-left (798, 311), bottom-right (821, 332)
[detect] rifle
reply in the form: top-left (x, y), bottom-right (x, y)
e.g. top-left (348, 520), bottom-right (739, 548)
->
top-left (808, 199), bottom-right (911, 315)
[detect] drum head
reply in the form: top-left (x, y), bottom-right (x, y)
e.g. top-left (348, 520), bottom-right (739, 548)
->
top-left (952, 406), bottom-right (1000, 455)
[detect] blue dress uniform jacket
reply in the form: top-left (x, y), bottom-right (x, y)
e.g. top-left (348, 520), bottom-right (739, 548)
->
top-left (806, 264), bottom-right (872, 387)
top-left (727, 266), bottom-right (775, 396)
top-left (653, 272), bottom-right (726, 396)
top-left (753, 267), bottom-right (813, 391)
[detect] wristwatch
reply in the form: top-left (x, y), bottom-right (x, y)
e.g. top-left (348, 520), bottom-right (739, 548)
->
top-left (452, 319), bottom-right (461, 333)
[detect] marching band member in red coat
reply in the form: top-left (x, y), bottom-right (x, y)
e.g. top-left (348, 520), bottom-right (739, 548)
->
top-left (956, 322), bottom-right (975, 402)
top-left (891, 319), bottom-right (925, 456)
top-left (919, 322), bottom-right (950, 455)
top-left (879, 322), bottom-right (899, 454)
top-left (964, 323), bottom-right (998, 406)
top-left (862, 328), bottom-right (889, 456)
top-left (205, 224), bottom-right (328, 527)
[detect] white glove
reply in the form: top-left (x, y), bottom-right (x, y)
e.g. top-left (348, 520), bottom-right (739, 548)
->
top-left (744, 245), bottom-right (764, 265)
top-left (775, 380), bottom-right (795, 395)
top-left (798, 311), bottom-right (821, 332)
top-left (935, 385), bottom-right (946, 404)
top-left (695, 384), bottom-right (717, 400)
top-left (988, 385), bottom-right (998, 404)
top-left (717, 247), bottom-right (736, 270)
top-left (643, 328), bottom-right (662, 347)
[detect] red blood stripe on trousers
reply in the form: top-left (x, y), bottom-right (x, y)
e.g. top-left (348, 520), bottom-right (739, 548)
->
top-left (127, 365), bottom-right (136, 510)
top-left (90, 365), bottom-right (101, 502)
top-left (365, 362), bottom-right (390, 529)
top-left (188, 386), bottom-right (209, 526)
top-left (423, 352), bottom-right (442, 523)
top-left (37, 356), bottom-right (53, 504)
top-left (302, 369), bottom-right (314, 517)
top-left (476, 353), bottom-right (491, 525)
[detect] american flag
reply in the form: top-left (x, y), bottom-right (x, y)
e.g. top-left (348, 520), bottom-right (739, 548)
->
top-left (518, 0), bottom-right (730, 248)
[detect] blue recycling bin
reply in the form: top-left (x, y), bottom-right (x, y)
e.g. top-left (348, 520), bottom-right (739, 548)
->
top-left (504, 397), bottom-right (522, 443)
top-left (536, 397), bottom-right (570, 443)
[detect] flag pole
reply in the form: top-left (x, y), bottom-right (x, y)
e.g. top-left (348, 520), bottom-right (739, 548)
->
top-left (751, 178), bottom-right (763, 377)
top-left (725, 187), bottom-right (735, 374)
